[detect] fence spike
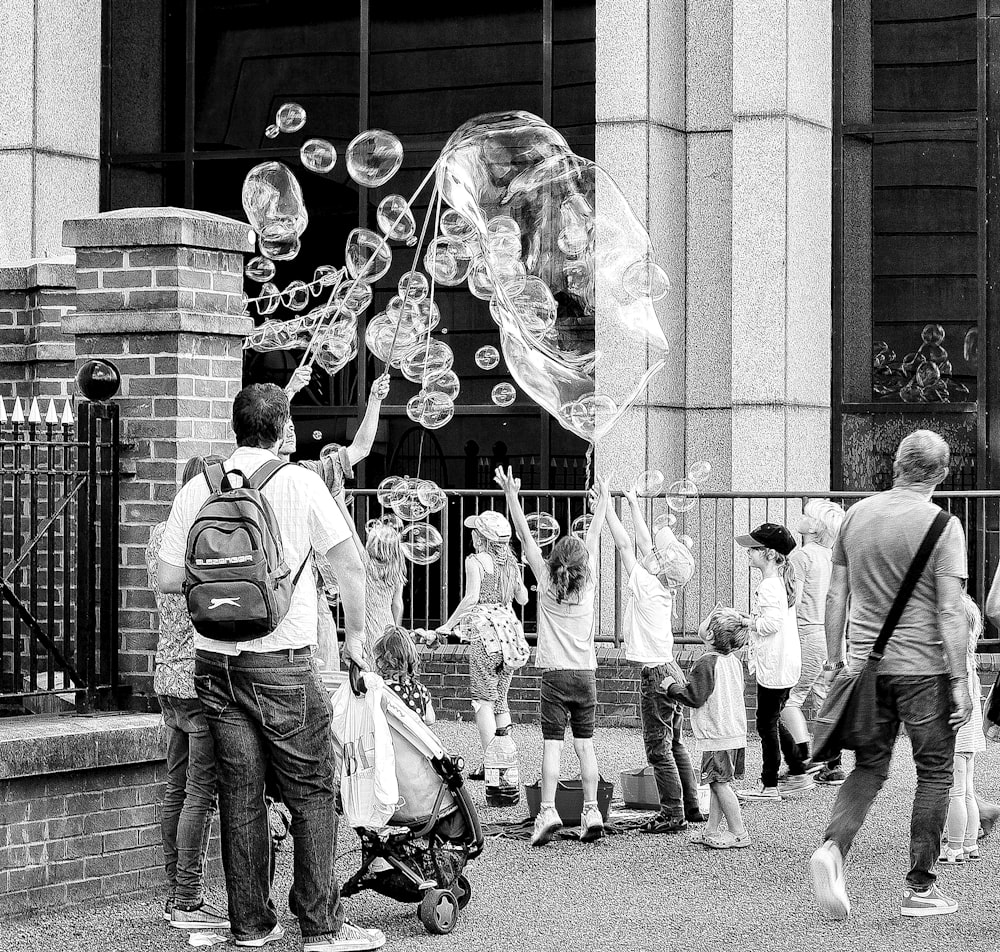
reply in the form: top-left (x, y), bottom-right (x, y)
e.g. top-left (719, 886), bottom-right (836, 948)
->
top-left (44, 399), bottom-right (58, 425)
top-left (11, 397), bottom-right (24, 424)
top-left (61, 400), bottom-right (75, 426)
top-left (27, 398), bottom-right (41, 424)
top-left (0, 396), bottom-right (6, 423)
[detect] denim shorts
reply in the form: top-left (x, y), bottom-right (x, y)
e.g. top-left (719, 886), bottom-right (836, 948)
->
top-left (540, 669), bottom-right (598, 740)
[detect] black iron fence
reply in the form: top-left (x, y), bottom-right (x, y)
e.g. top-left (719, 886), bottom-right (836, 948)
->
top-left (0, 398), bottom-right (120, 711)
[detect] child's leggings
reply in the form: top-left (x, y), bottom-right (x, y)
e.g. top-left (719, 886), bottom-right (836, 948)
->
top-left (946, 751), bottom-right (979, 850)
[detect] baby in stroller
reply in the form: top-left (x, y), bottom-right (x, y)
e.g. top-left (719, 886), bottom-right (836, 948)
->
top-left (329, 650), bottom-right (483, 936)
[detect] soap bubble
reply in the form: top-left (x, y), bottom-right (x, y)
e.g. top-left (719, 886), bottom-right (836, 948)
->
top-left (312, 333), bottom-right (357, 376)
top-left (331, 280), bottom-right (373, 316)
top-left (368, 512), bottom-right (405, 534)
top-left (314, 265), bottom-right (341, 289)
top-left (964, 327), bottom-right (978, 363)
top-left (401, 339), bottom-right (454, 384)
top-left (400, 524), bottom-right (443, 566)
top-left (265, 124), bottom-right (280, 139)
top-left (377, 194), bottom-right (417, 244)
top-left (300, 138), bottom-right (337, 173)
top-left (491, 276), bottom-right (558, 336)
top-left (526, 512), bottom-right (560, 546)
top-left (276, 102), bottom-right (306, 133)
top-left (345, 228), bottom-right (392, 283)
top-left (416, 479), bottom-right (448, 513)
top-left (365, 312), bottom-right (426, 366)
top-left (678, 534), bottom-right (693, 549)
top-left (258, 224), bottom-right (301, 262)
top-left (687, 460), bottom-right (712, 483)
top-left (424, 236), bottom-right (474, 287)
top-left (390, 478), bottom-right (431, 521)
top-left (652, 512), bottom-right (677, 532)
top-left (665, 478), bottom-right (699, 513)
top-left (245, 256), bottom-right (276, 283)
top-left (475, 345), bottom-right (500, 370)
top-left (256, 282), bottom-right (279, 316)
top-left (312, 430), bottom-right (323, 441)
top-left (437, 112), bottom-right (670, 444)
top-left (406, 391), bottom-right (455, 431)
top-left (423, 369), bottom-right (460, 401)
top-left (641, 540), bottom-right (695, 591)
top-left (492, 382), bottom-right (517, 407)
top-left (398, 271), bottom-right (429, 302)
top-left (242, 162), bottom-right (308, 254)
top-left (281, 280), bottom-right (311, 312)
top-left (346, 129), bottom-right (403, 187)
top-left (377, 476), bottom-right (402, 507)
top-left (632, 469), bottom-right (664, 497)
top-left (440, 209), bottom-right (476, 241)
top-left (570, 513), bottom-right (593, 539)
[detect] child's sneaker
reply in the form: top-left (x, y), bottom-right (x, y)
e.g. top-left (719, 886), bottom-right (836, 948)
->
top-left (778, 774), bottom-right (815, 797)
top-left (737, 785), bottom-right (781, 802)
top-left (530, 806), bottom-right (563, 846)
top-left (580, 806), bottom-right (605, 843)
top-left (938, 846), bottom-right (965, 866)
top-left (810, 840), bottom-right (850, 920)
top-left (815, 766), bottom-right (847, 786)
top-left (900, 884), bottom-right (958, 917)
top-left (640, 813), bottom-right (688, 834)
top-left (170, 901), bottom-right (231, 930)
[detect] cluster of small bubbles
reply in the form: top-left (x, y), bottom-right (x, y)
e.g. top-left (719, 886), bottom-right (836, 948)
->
top-left (377, 195), bottom-right (417, 244)
top-left (475, 345), bottom-right (500, 370)
top-left (281, 280), bottom-right (311, 312)
top-left (245, 256), bottom-right (276, 283)
top-left (687, 460), bottom-right (712, 484)
top-left (265, 124), bottom-right (279, 139)
top-left (526, 512), bottom-right (560, 547)
top-left (665, 478), bottom-right (699, 514)
top-left (491, 382), bottom-right (516, 407)
top-left (400, 523), bottom-right (443, 566)
top-left (346, 129), bottom-right (403, 187)
top-left (300, 138), bottom-right (336, 174)
top-left (406, 390), bottom-right (455, 431)
top-left (632, 469), bottom-right (664, 497)
top-left (416, 480), bottom-right (447, 513)
top-left (398, 271), bottom-right (429, 303)
top-left (401, 339), bottom-right (454, 384)
top-left (257, 282), bottom-right (279, 316)
top-left (345, 228), bottom-right (392, 284)
top-left (423, 369), bottom-right (460, 401)
top-left (276, 102), bottom-right (307, 134)
top-left (652, 512), bottom-right (677, 532)
top-left (570, 513), bottom-right (593, 539)
top-left (389, 477), bottom-right (431, 522)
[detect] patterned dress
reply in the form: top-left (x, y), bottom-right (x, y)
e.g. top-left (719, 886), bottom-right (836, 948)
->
top-left (145, 522), bottom-right (197, 699)
top-left (384, 675), bottom-right (431, 720)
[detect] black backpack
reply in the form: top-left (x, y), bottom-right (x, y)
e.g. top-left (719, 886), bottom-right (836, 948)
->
top-left (183, 459), bottom-right (309, 641)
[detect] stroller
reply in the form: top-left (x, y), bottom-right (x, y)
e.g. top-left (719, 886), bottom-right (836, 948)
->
top-left (330, 667), bottom-right (484, 935)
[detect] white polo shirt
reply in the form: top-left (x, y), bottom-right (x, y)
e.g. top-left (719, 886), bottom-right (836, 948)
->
top-left (158, 446), bottom-right (351, 655)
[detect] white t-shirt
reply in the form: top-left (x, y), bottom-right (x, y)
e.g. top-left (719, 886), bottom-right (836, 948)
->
top-left (158, 446), bottom-right (351, 655)
top-left (622, 565), bottom-right (674, 665)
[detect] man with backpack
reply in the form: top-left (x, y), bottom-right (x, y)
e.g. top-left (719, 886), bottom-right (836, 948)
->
top-left (158, 383), bottom-right (384, 952)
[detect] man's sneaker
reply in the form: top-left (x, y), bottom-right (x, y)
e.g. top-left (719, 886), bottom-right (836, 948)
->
top-left (938, 846), bottom-right (965, 866)
top-left (235, 924), bottom-right (285, 947)
top-left (779, 774), bottom-right (816, 798)
top-left (737, 785), bottom-right (781, 802)
top-left (170, 901), bottom-right (231, 930)
top-left (163, 899), bottom-right (174, 922)
top-left (803, 760), bottom-right (824, 776)
top-left (901, 884), bottom-right (958, 917)
top-left (530, 806), bottom-right (563, 846)
top-left (304, 922), bottom-right (387, 951)
top-left (580, 806), bottom-right (605, 843)
top-left (815, 766), bottom-right (847, 786)
top-left (641, 813), bottom-right (688, 834)
top-left (810, 840), bottom-right (851, 920)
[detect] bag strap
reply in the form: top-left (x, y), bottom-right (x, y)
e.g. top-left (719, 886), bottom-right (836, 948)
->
top-left (248, 458), bottom-right (288, 491)
top-left (872, 509), bottom-right (951, 660)
top-left (203, 461), bottom-right (226, 494)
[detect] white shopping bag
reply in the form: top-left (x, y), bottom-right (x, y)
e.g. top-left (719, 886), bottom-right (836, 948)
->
top-left (330, 672), bottom-right (398, 830)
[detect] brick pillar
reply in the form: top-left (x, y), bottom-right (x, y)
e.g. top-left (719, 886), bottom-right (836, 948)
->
top-left (63, 207), bottom-right (254, 708)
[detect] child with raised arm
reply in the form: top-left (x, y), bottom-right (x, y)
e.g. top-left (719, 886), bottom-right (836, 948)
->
top-left (496, 467), bottom-right (610, 845)
top-left (604, 481), bottom-right (701, 833)
top-left (662, 605), bottom-right (750, 849)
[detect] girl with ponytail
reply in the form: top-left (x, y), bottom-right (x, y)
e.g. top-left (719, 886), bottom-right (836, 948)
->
top-left (733, 523), bottom-right (803, 802)
top-left (495, 466), bottom-right (611, 845)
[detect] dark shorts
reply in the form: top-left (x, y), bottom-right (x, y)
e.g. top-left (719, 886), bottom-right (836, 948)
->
top-left (700, 748), bottom-right (746, 785)
top-left (540, 669), bottom-right (598, 741)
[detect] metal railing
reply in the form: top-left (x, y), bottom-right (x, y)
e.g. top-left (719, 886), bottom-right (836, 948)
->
top-left (0, 398), bottom-right (120, 711)
top-left (333, 488), bottom-right (1000, 646)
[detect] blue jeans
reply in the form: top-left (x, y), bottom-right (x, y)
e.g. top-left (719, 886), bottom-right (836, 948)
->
top-left (824, 674), bottom-right (956, 889)
top-left (639, 665), bottom-right (700, 820)
top-left (159, 694), bottom-right (217, 908)
top-left (194, 649), bottom-right (343, 944)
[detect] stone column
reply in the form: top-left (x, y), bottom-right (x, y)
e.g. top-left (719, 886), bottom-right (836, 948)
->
top-left (63, 207), bottom-right (254, 708)
top-left (0, 0), bottom-right (101, 261)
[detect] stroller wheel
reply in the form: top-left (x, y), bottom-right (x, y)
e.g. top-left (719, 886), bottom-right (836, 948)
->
top-left (418, 888), bottom-right (459, 935)
top-left (453, 874), bottom-right (472, 910)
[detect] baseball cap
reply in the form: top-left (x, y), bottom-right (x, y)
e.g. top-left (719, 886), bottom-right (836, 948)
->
top-left (463, 510), bottom-right (512, 543)
top-left (735, 523), bottom-right (797, 556)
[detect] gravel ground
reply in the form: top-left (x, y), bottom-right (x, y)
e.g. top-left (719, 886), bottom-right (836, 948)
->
top-left (6, 721), bottom-right (1000, 952)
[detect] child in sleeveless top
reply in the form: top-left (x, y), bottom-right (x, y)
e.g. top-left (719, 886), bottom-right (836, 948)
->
top-left (436, 509), bottom-right (529, 769)
top-left (496, 467), bottom-right (610, 845)
top-left (373, 625), bottom-right (435, 726)
top-left (361, 519), bottom-right (407, 670)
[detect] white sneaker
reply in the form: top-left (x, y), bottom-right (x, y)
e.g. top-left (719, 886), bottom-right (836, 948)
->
top-left (901, 884), bottom-right (958, 917)
top-left (778, 774), bottom-right (816, 798)
top-left (737, 785), bottom-right (781, 802)
top-left (810, 840), bottom-right (851, 920)
top-left (235, 924), bottom-right (285, 947)
top-left (530, 806), bottom-right (563, 846)
top-left (580, 806), bottom-right (605, 843)
top-left (304, 922), bottom-right (387, 951)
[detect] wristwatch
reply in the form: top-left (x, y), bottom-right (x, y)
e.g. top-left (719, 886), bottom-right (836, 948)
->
top-left (822, 660), bottom-right (845, 672)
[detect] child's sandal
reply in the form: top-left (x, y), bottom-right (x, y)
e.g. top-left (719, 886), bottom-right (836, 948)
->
top-left (703, 832), bottom-right (736, 849)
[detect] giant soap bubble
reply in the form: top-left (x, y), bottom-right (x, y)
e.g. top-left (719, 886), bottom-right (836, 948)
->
top-left (242, 162), bottom-right (308, 261)
top-left (436, 111), bottom-right (670, 443)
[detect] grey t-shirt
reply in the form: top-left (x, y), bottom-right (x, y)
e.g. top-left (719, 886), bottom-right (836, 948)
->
top-left (832, 487), bottom-right (967, 676)
top-left (790, 541), bottom-right (832, 630)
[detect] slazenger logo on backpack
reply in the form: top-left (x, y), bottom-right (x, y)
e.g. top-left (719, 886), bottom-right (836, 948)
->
top-left (183, 459), bottom-right (311, 643)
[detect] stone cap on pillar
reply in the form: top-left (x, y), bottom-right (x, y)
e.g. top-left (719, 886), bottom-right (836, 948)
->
top-left (62, 207), bottom-right (255, 253)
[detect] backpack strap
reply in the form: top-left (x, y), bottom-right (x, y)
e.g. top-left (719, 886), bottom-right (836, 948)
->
top-left (248, 458), bottom-right (289, 491)
top-left (203, 461), bottom-right (226, 494)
